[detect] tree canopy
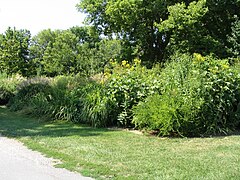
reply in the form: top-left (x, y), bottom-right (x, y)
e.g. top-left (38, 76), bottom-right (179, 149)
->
top-left (0, 1), bottom-right (239, 77)
top-left (0, 27), bottom-right (31, 76)
top-left (77, 0), bottom-right (240, 64)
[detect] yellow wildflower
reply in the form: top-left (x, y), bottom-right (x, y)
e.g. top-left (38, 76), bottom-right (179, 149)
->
top-left (126, 64), bottom-right (131, 68)
top-left (134, 58), bottom-right (141, 65)
top-left (193, 53), bottom-right (205, 62)
top-left (122, 60), bottom-right (127, 66)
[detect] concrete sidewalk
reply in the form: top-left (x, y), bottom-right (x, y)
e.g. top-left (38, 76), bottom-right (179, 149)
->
top-left (0, 136), bottom-right (93, 180)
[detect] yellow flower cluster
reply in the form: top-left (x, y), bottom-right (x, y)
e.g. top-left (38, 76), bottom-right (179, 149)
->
top-left (110, 59), bottom-right (117, 66)
top-left (133, 58), bottom-right (141, 65)
top-left (122, 60), bottom-right (131, 68)
top-left (193, 53), bottom-right (205, 62)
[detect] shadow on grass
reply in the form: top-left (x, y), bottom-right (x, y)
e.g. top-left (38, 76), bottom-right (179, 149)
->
top-left (0, 107), bottom-right (111, 138)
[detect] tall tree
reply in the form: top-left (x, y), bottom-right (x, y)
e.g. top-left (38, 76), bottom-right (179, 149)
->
top-left (0, 27), bottom-right (31, 76)
top-left (77, 0), bottom-right (240, 63)
top-left (30, 27), bottom-right (121, 76)
top-left (30, 29), bottom-right (59, 75)
top-left (42, 30), bottom-right (80, 76)
top-left (77, 0), bottom-right (196, 64)
top-left (70, 26), bottom-right (101, 48)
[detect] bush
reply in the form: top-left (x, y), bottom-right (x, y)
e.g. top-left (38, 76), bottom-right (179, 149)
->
top-left (8, 75), bottom-right (114, 126)
top-left (105, 59), bottom-right (162, 127)
top-left (0, 74), bottom-right (23, 105)
top-left (9, 77), bottom-right (52, 115)
top-left (133, 53), bottom-right (240, 136)
top-left (199, 56), bottom-right (240, 134)
top-left (133, 54), bottom-right (204, 136)
top-left (67, 59), bottom-right (162, 127)
top-left (9, 76), bottom-right (81, 121)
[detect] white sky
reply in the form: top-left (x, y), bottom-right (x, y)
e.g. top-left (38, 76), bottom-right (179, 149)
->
top-left (0, 0), bottom-right (85, 35)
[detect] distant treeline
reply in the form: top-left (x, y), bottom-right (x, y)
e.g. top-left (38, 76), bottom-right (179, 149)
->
top-left (0, 26), bottom-right (121, 77)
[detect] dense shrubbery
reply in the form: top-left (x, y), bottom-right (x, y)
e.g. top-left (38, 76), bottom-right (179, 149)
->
top-left (3, 54), bottom-right (240, 137)
top-left (8, 76), bottom-right (80, 121)
top-left (133, 54), bottom-right (240, 136)
top-left (66, 60), bottom-right (161, 127)
top-left (104, 59), bottom-right (161, 126)
top-left (6, 60), bottom-right (161, 127)
top-left (133, 54), bottom-right (204, 136)
top-left (1, 1), bottom-right (240, 138)
top-left (0, 74), bottom-right (24, 105)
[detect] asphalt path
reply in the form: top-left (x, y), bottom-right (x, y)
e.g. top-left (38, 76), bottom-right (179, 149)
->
top-left (0, 136), bottom-right (93, 180)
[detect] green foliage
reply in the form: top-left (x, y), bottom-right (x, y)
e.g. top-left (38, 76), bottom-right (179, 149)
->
top-left (78, 0), bottom-right (240, 62)
top-left (133, 54), bottom-right (240, 136)
top-left (9, 77), bottom-right (52, 113)
top-left (9, 76), bottom-right (81, 121)
top-left (30, 28), bottom-right (121, 77)
top-left (7, 59), bottom-right (162, 128)
top-left (105, 60), bottom-right (161, 126)
top-left (8, 75), bottom-right (114, 127)
top-left (75, 39), bottom-right (122, 76)
top-left (77, 0), bottom-right (175, 63)
top-left (70, 26), bottom-right (101, 48)
top-left (133, 54), bottom-right (203, 136)
top-left (157, 0), bottom-right (212, 55)
top-left (199, 56), bottom-right (240, 134)
top-left (0, 73), bottom-right (23, 105)
top-left (42, 30), bottom-right (79, 76)
top-left (71, 81), bottom-right (115, 127)
top-left (5, 53), bottom-right (240, 136)
top-left (0, 27), bottom-right (32, 76)
top-left (228, 16), bottom-right (240, 57)
top-left (204, 0), bottom-right (240, 57)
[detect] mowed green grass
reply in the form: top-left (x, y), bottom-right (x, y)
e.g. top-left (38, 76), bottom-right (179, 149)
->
top-left (0, 107), bottom-right (240, 179)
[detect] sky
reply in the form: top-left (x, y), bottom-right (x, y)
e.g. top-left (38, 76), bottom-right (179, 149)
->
top-left (0, 0), bottom-right (86, 35)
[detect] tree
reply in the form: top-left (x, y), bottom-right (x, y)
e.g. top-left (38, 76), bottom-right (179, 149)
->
top-left (70, 26), bottom-right (101, 48)
top-left (0, 27), bottom-right (31, 76)
top-left (228, 16), bottom-right (240, 57)
top-left (30, 27), bottom-right (121, 77)
top-left (156, 0), bottom-right (211, 55)
top-left (30, 29), bottom-right (59, 75)
top-left (77, 0), bottom-right (202, 64)
top-left (42, 30), bottom-right (80, 76)
top-left (75, 38), bottom-right (122, 76)
top-left (77, 0), bottom-right (240, 63)
top-left (203, 0), bottom-right (240, 57)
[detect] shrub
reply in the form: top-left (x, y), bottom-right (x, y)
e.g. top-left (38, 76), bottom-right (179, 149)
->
top-left (133, 53), bottom-right (240, 136)
top-left (133, 54), bottom-right (204, 136)
top-left (0, 74), bottom-right (24, 105)
top-left (105, 59), bottom-right (162, 127)
top-left (9, 76), bottom-right (82, 121)
top-left (8, 74), bottom-right (115, 126)
top-left (199, 56), bottom-right (240, 134)
top-left (9, 77), bottom-right (52, 115)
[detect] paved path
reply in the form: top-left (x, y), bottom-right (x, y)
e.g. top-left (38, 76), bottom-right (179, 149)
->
top-left (0, 136), bottom-right (93, 180)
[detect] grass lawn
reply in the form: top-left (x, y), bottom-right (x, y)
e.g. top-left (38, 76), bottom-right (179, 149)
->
top-left (0, 107), bottom-right (240, 179)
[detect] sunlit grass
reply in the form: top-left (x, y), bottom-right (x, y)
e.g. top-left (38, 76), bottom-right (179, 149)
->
top-left (0, 107), bottom-right (240, 179)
